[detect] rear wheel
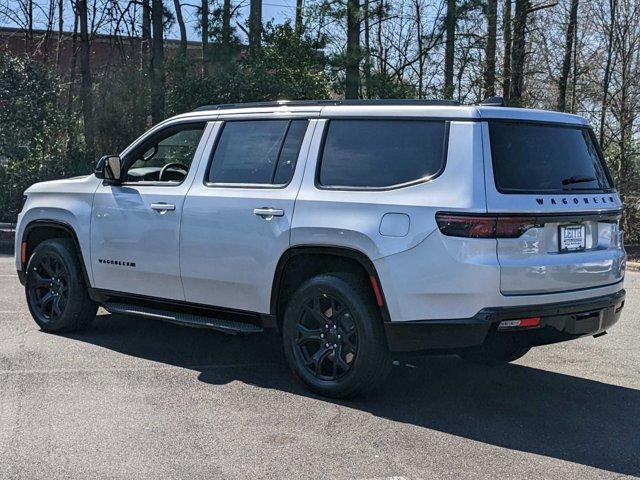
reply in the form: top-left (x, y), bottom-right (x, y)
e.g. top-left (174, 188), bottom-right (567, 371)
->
top-left (25, 239), bottom-right (97, 332)
top-left (282, 273), bottom-right (390, 398)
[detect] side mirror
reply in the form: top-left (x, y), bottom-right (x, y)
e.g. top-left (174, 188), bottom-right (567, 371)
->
top-left (95, 155), bottom-right (123, 184)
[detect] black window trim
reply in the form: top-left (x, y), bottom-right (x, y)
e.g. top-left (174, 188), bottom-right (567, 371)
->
top-left (487, 119), bottom-right (617, 195)
top-left (203, 118), bottom-right (310, 190)
top-left (314, 118), bottom-right (451, 192)
top-left (120, 120), bottom-right (208, 188)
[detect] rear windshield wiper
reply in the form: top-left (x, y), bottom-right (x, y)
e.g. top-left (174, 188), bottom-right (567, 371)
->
top-left (562, 175), bottom-right (596, 186)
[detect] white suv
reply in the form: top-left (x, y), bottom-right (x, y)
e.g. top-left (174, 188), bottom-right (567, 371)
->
top-left (15, 99), bottom-right (626, 397)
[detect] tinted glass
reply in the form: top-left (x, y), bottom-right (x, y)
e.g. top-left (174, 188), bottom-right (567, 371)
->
top-left (318, 120), bottom-right (447, 188)
top-left (127, 123), bottom-right (205, 182)
top-left (490, 122), bottom-right (612, 193)
top-left (208, 120), bottom-right (308, 185)
top-left (273, 120), bottom-right (308, 184)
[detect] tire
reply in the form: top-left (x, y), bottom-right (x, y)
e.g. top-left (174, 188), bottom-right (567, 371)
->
top-left (459, 344), bottom-right (531, 365)
top-left (282, 272), bottom-right (391, 398)
top-left (25, 238), bottom-right (98, 333)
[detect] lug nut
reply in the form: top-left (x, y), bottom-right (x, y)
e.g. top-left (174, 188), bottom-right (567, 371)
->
top-left (333, 344), bottom-right (337, 348)
top-left (337, 335), bottom-right (341, 339)
top-left (325, 343), bottom-right (330, 348)
top-left (320, 334), bottom-right (325, 338)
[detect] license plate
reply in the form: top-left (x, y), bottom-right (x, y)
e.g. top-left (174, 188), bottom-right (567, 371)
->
top-left (559, 224), bottom-right (586, 252)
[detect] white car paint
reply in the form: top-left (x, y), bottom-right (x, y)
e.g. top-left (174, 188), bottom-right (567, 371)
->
top-left (15, 103), bottom-right (626, 323)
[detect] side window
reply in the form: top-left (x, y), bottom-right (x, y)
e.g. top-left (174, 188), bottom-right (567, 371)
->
top-left (318, 120), bottom-right (447, 189)
top-left (207, 119), bottom-right (308, 185)
top-left (126, 122), bottom-right (206, 183)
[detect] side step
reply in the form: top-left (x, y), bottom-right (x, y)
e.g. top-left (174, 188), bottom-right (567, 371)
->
top-left (102, 302), bottom-right (264, 334)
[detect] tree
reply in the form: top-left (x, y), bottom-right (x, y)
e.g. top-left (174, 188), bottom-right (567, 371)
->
top-left (77, 0), bottom-right (94, 161)
top-left (201, 0), bottom-right (210, 73)
top-left (509, 0), bottom-right (529, 106)
top-left (150, 0), bottom-right (165, 122)
top-left (173, 0), bottom-right (187, 57)
top-left (345, 0), bottom-right (361, 98)
top-left (557, 0), bottom-right (579, 111)
top-left (502, 0), bottom-right (512, 99)
top-left (249, 0), bottom-right (262, 53)
top-left (295, 0), bottom-right (304, 36)
top-left (483, 0), bottom-right (497, 98)
top-left (443, 0), bottom-right (456, 99)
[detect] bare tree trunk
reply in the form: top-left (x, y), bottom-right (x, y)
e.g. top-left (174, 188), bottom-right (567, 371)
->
top-left (141, 0), bottom-right (151, 70)
top-left (502, 0), bottom-right (512, 99)
top-left (249, 0), bottom-right (262, 54)
top-left (599, 0), bottom-right (616, 145)
top-left (77, 0), bottom-right (94, 162)
top-left (415, 0), bottom-right (424, 98)
top-left (221, 0), bottom-right (232, 67)
top-left (43, 0), bottom-right (55, 61)
top-left (201, 0), bottom-right (210, 73)
top-left (483, 0), bottom-right (497, 98)
top-left (509, 0), bottom-right (529, 106)
top-left (173, 0), bottom-right (187, 57)
top-left (56, 0), bottom-right (63, 67)
top-left (363, 1), bottom-right (372, 98)
top-left (151, 0), bottom-right (165, 123)
top-left (570, 16), bottom-right (578, 113)
top-left (443, 0), bottom-right (456, 99)
top-left (295, 0), bottom-right (303, 36)
top-left (376, 0), bottom-right (386, 75)
top-left (557, 0), bottom-right (579, 111)
top-left (345, 0), bottom-right (361, 98)
top-left (26, 0), bottom-right (33, 53)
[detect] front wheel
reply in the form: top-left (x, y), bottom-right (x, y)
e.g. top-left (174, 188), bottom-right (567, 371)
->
top-left (25, 238), bottom-right (98, 332)
top-left (282, 273), bottom-right (391, 398)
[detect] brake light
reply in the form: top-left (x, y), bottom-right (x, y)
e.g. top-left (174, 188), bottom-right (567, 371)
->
top-left (435, 213), bottom-right (537, 238)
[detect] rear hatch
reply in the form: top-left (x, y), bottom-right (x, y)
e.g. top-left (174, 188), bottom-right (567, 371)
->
top-left (483, 120), bottom-right (625, 296)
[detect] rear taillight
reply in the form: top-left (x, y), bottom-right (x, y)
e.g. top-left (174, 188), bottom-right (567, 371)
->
top-left (435, 213), bottom-right (538, 239)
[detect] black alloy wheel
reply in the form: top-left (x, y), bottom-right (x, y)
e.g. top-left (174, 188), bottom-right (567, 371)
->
top-left (282, 273), bottom-right (391, 398)
top-left (292, 293), bottom-right (358, 381)
top-left (27, 253), bottom-right (69, 323)
top-left (25, 238), bottom-right (97, 332)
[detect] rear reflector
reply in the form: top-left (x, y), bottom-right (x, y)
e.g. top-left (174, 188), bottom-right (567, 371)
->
top-left (20, 242), bottom-right (27, 265)
top-left (369, 275), bottom-right (384, 307)
top-left (615, 302), bottom-right (624, 313)
top-left (435, 213), bottom-right (537, 238)
top-left (498, 317), bottom-right (541, 330)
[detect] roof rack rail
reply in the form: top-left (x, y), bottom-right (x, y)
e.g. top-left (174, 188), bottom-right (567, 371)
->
top-left (479, 96), bottom-right (506, 107)
top-left (192, 99), bottom-right (460, 112)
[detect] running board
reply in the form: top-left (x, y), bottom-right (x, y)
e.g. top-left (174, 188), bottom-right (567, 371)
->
top-left (102, 302), bottom-right (264, 334)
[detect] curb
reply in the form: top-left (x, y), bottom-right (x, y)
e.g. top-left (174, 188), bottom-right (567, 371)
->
top-left (626, 261), bottom-right (640, 272)
top-left (0, 223), bottom-right (15, 255)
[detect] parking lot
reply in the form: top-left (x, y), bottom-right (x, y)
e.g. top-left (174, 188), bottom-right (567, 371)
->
top-left (1, 252), bottom-right (639, 479)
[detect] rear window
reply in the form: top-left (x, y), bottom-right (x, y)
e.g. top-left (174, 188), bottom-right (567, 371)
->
top-left (318, 120), bottom-right (447, 189)
top-left (489, 122), bottom-right (612, 193)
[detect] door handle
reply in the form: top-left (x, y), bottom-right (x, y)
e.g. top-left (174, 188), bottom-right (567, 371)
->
top-left (253, 207), bottom-right (284, 219)
top-left (150, 203), bottom-right (176, 213)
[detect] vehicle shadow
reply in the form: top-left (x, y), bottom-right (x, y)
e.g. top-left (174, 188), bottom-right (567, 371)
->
top-left (63, 312), bottom-right (640, 477)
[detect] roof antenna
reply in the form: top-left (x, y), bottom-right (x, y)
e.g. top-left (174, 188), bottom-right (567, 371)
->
top-left (480, 96), bottom-right (506, 107)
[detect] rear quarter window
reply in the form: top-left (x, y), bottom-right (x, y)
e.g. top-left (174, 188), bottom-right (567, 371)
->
top-left (489, 122), bottom-right (612, 193)
top-left (318, 119), bottom-right (448, 189)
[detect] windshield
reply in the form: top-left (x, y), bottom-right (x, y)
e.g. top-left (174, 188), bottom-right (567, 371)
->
top-left (489, 122), bottom-right (612, 193)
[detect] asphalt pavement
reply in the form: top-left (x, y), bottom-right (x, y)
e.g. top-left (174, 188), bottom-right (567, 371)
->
top-left (1, 253), bottom-right (639, 479)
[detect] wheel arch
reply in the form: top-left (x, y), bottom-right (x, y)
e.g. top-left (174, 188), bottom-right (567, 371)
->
top-left (21, 220), bottom-right (92, 287)
top-left (270, 245), bottom-right (391, 326)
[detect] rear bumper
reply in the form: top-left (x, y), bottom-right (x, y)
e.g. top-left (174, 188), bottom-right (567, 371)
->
top-left (384, 289), bottom-right (625, 353)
